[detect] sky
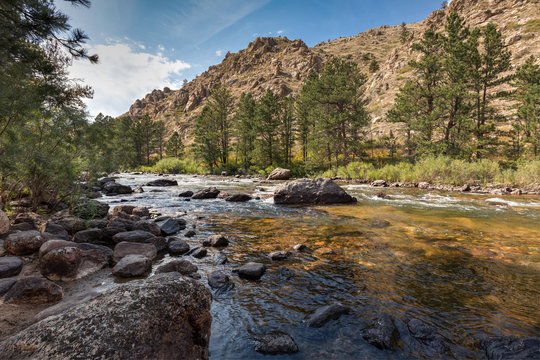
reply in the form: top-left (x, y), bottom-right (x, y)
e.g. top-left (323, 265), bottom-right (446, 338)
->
top-left (56, 0), bottom-right (445, 118)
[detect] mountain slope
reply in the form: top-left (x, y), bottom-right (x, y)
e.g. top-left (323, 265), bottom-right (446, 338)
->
top-left (123, 0), bottom-right (540, 140)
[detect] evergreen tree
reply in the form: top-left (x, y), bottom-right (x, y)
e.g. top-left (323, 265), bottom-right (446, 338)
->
top-left (194, 106), bottom-right (220, 171)
top-left (208, 85), bottom-right (234, 165)
top-left (512, 56), bottom-right (540, 157)
top-left (400, 22), bottom-right (410, 44)
top-left (254, 89), bottom-right (281, 166)
top-left (153, 120), bottom-right (167, 160)
top-left (369, 59), bottom-right (380, 73)
top-left (234, 93), bottom-right (257, 170)
top-left (165, 131), bottom-right (184, 158)
top-left (130, 114), bottom-right (155, 165)
top-left (280, 97), bottom-right (295, 165)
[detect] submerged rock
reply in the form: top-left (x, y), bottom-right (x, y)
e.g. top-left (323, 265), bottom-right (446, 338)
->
top-left (269, 250), bottom-right (291, 261)
top-left (407, 319), bottom-right (449, 356)
top-left (307, 303), bottom-right (349, 328)
top-left (0, 273), bottom-right (212, 359)
top-left (207, 270), bottom-right (233, 291)
top-left (274, 178), bottom-right (356, 205)
top-left (189, 247), bottom-right (208, 259)
top-left (255, 331), bottom-right (299, 354)
top-left (362, 313), bottom-right (400, 350)
top-left (482, 336), bottom-right (540, 360)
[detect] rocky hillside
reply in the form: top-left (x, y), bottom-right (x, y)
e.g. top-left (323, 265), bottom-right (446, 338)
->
top-left (123, 0), bottom-right (540, 140)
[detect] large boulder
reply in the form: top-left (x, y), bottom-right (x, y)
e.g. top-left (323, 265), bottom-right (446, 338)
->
top-left (4, 231), bottom-right (52, 256)
top-left (112, 255), bottom-right (152, 278)
top-left (255, 331), bottom-right (299, 354)
top-left (267, 167), bottom-right (292, 180)
top-left (112, 230), bottom-right (155, 244)
top-left (54, 216), bottom-right (87, 235)
top-left (103, 182), bottom-right (132, 195)
top-left (113, 242), bottom-right (157, 264)
top-left (146, 179), bottom-right (178, 187)
top-left (192, 187), bottom-right (220, 199)
top-left (156, 259), bottom-right (198, 276)
top-left (133, 221), bottom-right (162, 236)
top-left (482, 336), bottom-right (540, 360)
top-left (0, 209), bottom-right (10, 235)
top-left (44, 223), bottom-right (69, 240)
top-left (73, 228), bottom-right (104, 244)
top-left (157, 218), bottom-right (186, 236)
top-left (3, 277), bottom-right (63, 304)
top-left (273, 178), bottom-right (356, 205)
top-left (39, 240), bottom-right (112, 281)
top-left (235, 262), bottom-right (266, 280)
top-left (167, 238), bottom-right (190, 255)
top-left (361, 313), bottom-right (400, 350)
top-left (225, 193), bottom-right (252, 202)
top-left (0, 273), bottom-right (212, 359)
top-left (0, 257), bottom-right (23, 278)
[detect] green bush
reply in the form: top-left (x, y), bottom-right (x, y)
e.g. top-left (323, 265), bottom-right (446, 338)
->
top-left (143, 158), bottom-right (205, 174)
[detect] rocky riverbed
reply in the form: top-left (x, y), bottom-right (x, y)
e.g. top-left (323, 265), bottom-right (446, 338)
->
top-left (1, 173), bottom-right (539, 359)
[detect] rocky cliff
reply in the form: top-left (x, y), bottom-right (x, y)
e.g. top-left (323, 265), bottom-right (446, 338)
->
top-left (123, 0), bottom-right (540, 140)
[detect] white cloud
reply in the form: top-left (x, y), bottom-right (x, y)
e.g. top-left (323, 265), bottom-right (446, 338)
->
top-left (276, 30), bottom-right (284, 35)
top-left (215, 50), bottom-right (223, 57)
top-left (158, 44), bottom-right (165, 52)
top-left (68, 43), bottom-right (190, 117)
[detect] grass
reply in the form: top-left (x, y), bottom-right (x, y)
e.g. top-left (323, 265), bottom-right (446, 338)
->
top-left (138, 158), bottom-right (205, 175)
top-left (321, 156), bottom-right (540, 188)
top-left (524, 19), bottom-right (540, 33)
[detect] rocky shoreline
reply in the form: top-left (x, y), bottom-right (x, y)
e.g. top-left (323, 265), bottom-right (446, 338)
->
top-left (1, 175), bottom-right (538, 359)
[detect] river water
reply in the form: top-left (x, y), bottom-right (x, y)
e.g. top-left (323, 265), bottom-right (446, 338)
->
top-left (100, 174), bottom-right (540, 359)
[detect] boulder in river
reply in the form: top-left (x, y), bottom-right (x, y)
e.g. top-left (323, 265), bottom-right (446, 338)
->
top-left (274, 178), bottom-right (356, 205)
top-left (39, 240), bottom-right (112, 281)
top-left (167, 238), bottom-right (190, 255)
top-left (0, 273), bottom-right (212, 359)
top-left (269, 250), bottom-right (291, 261)
top-left (307, 303), bottom-right (349, 328)
top-left (133, 220), bottom-right (161, 236)
top-left (255, 331), bottom-right (299, 354)
top-left (4, 231), bottom-right (52, 256)
top-left (192, 187), bottom-right (220, 199)
top-left (267, 168), bottom-right (292, 180)
top-left (146, 179), bottom-right (178, 186)
top-left (235, 262), bottom-right (266, 280)
top-left (362, 313), bottom-right (400, 350)
top-left (207, 270), bottom-right (233, 291)
top-left (156, 259), bottom-right (198, 277)
top-left (73, 228), bottom-right (104, 244)
top-left (112, 230), bottom-right (155, 244)
top-left (188, 246), bottom-right (208, 259)
top-left (0, 257), bottom-right (23, 278)
top-left (112, 254), bottom-right (152, 278)
top-left (103, 182), bottom-right (133, 195)
top-left (202, 235), bottom-right (229, 247)
top-left (113, 242), bottom-right (157, 264)
top-left (178, 190), bottom-right (194, 197)
top-left (225, 193), bottom-right (252, 202)
top-left (3, 276), bottom-right (63, 304)
top-left (0, 210), bottom-right (10, 235)
top-left (157, 218), bottom-right (187, 236)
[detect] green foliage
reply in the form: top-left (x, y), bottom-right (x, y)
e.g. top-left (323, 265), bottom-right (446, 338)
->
top-left (140, 157), bottom-right (204, 174)
top-left (165, 131), bottom-right (184, 158)
top-left (369, 59), bottom-right (380, 73)
top-left (400, 22), bottom-right (410, 44)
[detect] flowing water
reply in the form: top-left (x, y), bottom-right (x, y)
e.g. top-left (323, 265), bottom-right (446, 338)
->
top-left (100, 174), bottom-right (540, 359)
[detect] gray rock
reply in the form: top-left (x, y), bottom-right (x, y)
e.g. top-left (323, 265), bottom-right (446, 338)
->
top-left (73, 228), bottom-right (104, 244)
top-left (267, 167), bottom-right (292, 180)
top-left (98, 176), bottom-right (115, 185)
top-left (133, 185), bottom-right (144, 193)
top-left (482, 336), bottom-right (540, 360)
top-left (158, 218), bottom-right (187, 235)
top-left (274, 178), bottom-right (356, 205)
top-left (4, 231), bottom-right (51, 255)
top-left (9, 222), bottom-right (35, 232)
top-left (0, 273), bottom-right (212, 359)
top-left (146, 179), bottom-right (178, 186)
top-left (0, 257), bottom-right (23, 278)
top-left (307, 303), bottom-right (349, 328)
top-left (371, 180), bottom-right (387, 187)
top-left (87, 219), bottom-right (108, 229)
top-left (178, 190), bottom-right (193, 197)
top-left (103, 182), bottom-right (132, 195)
top-left (54, 216), bottom-right (87, 235)
top-left (236, 262), bottom-right (266, 280)
top-left (255, 331), bottom-right (299, 354)
top-left (211, 253), bottom-right (228, 265)
top-left (133, 220), bottom-right (162, 236)
top-left (156, 259), bottom-right (198, 276)
top-left (39, 240), bottom-right (112, 281)
top-left (0, 209), bottom-right (9, 235)
top-left (4, 277), bottom-right (63, 304)
top-left (112, 255), bottom-right (152, 277)
top-left (108, 217), bottom-right (134, 231)
top-left (407, 319), bottom-right (449, 356)
top-left (208, 270), bottom-right (234, 292)
top-left (225, 193), bottom-right (252, 202)
top-left (44, 223), bottom-right (70, 240)
top-left (189, 247), bottom-right (207, 259)
top-left (362, 313), bottom-right (400, 350)
top-left (113, 242), bottom-right (157, 264)
top-left (0, 278), bottom-right (17, 296)
top-left (202, 235), bottom-right (229, 247)
top-left (111, 205), bottom-right (136, 216)
top-left (269, 250), bottom-right (291, 261)
top-left (168, 239), bottom-right (190, 255)
top-left (132, 206), bottom-right (150, 218)
top-left (112, 230), bottom-right (155, 244)
top-left (184, 230), bottom-right (196, 237)
top-left (192, 187), bottom-right (220, 199)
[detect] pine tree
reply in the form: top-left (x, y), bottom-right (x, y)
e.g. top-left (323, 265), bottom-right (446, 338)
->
top-left (208, 85), bottom-right (234, 164)
top-left (512, 56), bottom-right (540, 157)
top-left (254, 89), bottom-right (281, 166)
top-left (153, 120), bottom-right (167, 160)
top-left (400, 22), bottom-right (410, 44)
top-left (194, 106), bottom-right (220, 171)
top-left (280, 97), bottom-right (295, 165)
top-left (165, 131), bottom-right (184, 158)
top-left (234, 93), bottom-right (257, 170)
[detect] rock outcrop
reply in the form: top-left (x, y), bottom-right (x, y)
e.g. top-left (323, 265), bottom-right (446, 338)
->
top-left (0, 273), bottom-right (212, 359)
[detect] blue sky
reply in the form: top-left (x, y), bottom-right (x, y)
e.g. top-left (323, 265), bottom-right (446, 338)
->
top-left (57, 0), bottom-right (444, 117)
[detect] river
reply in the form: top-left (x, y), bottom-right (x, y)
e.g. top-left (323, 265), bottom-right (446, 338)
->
top-left (99, 173), bottom-right (540, 359)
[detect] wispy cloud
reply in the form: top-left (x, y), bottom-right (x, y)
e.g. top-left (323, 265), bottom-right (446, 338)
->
top-left (68, 43), bottom-right (190, 117)
top-left (215, 50), bottom-right (223, 57)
